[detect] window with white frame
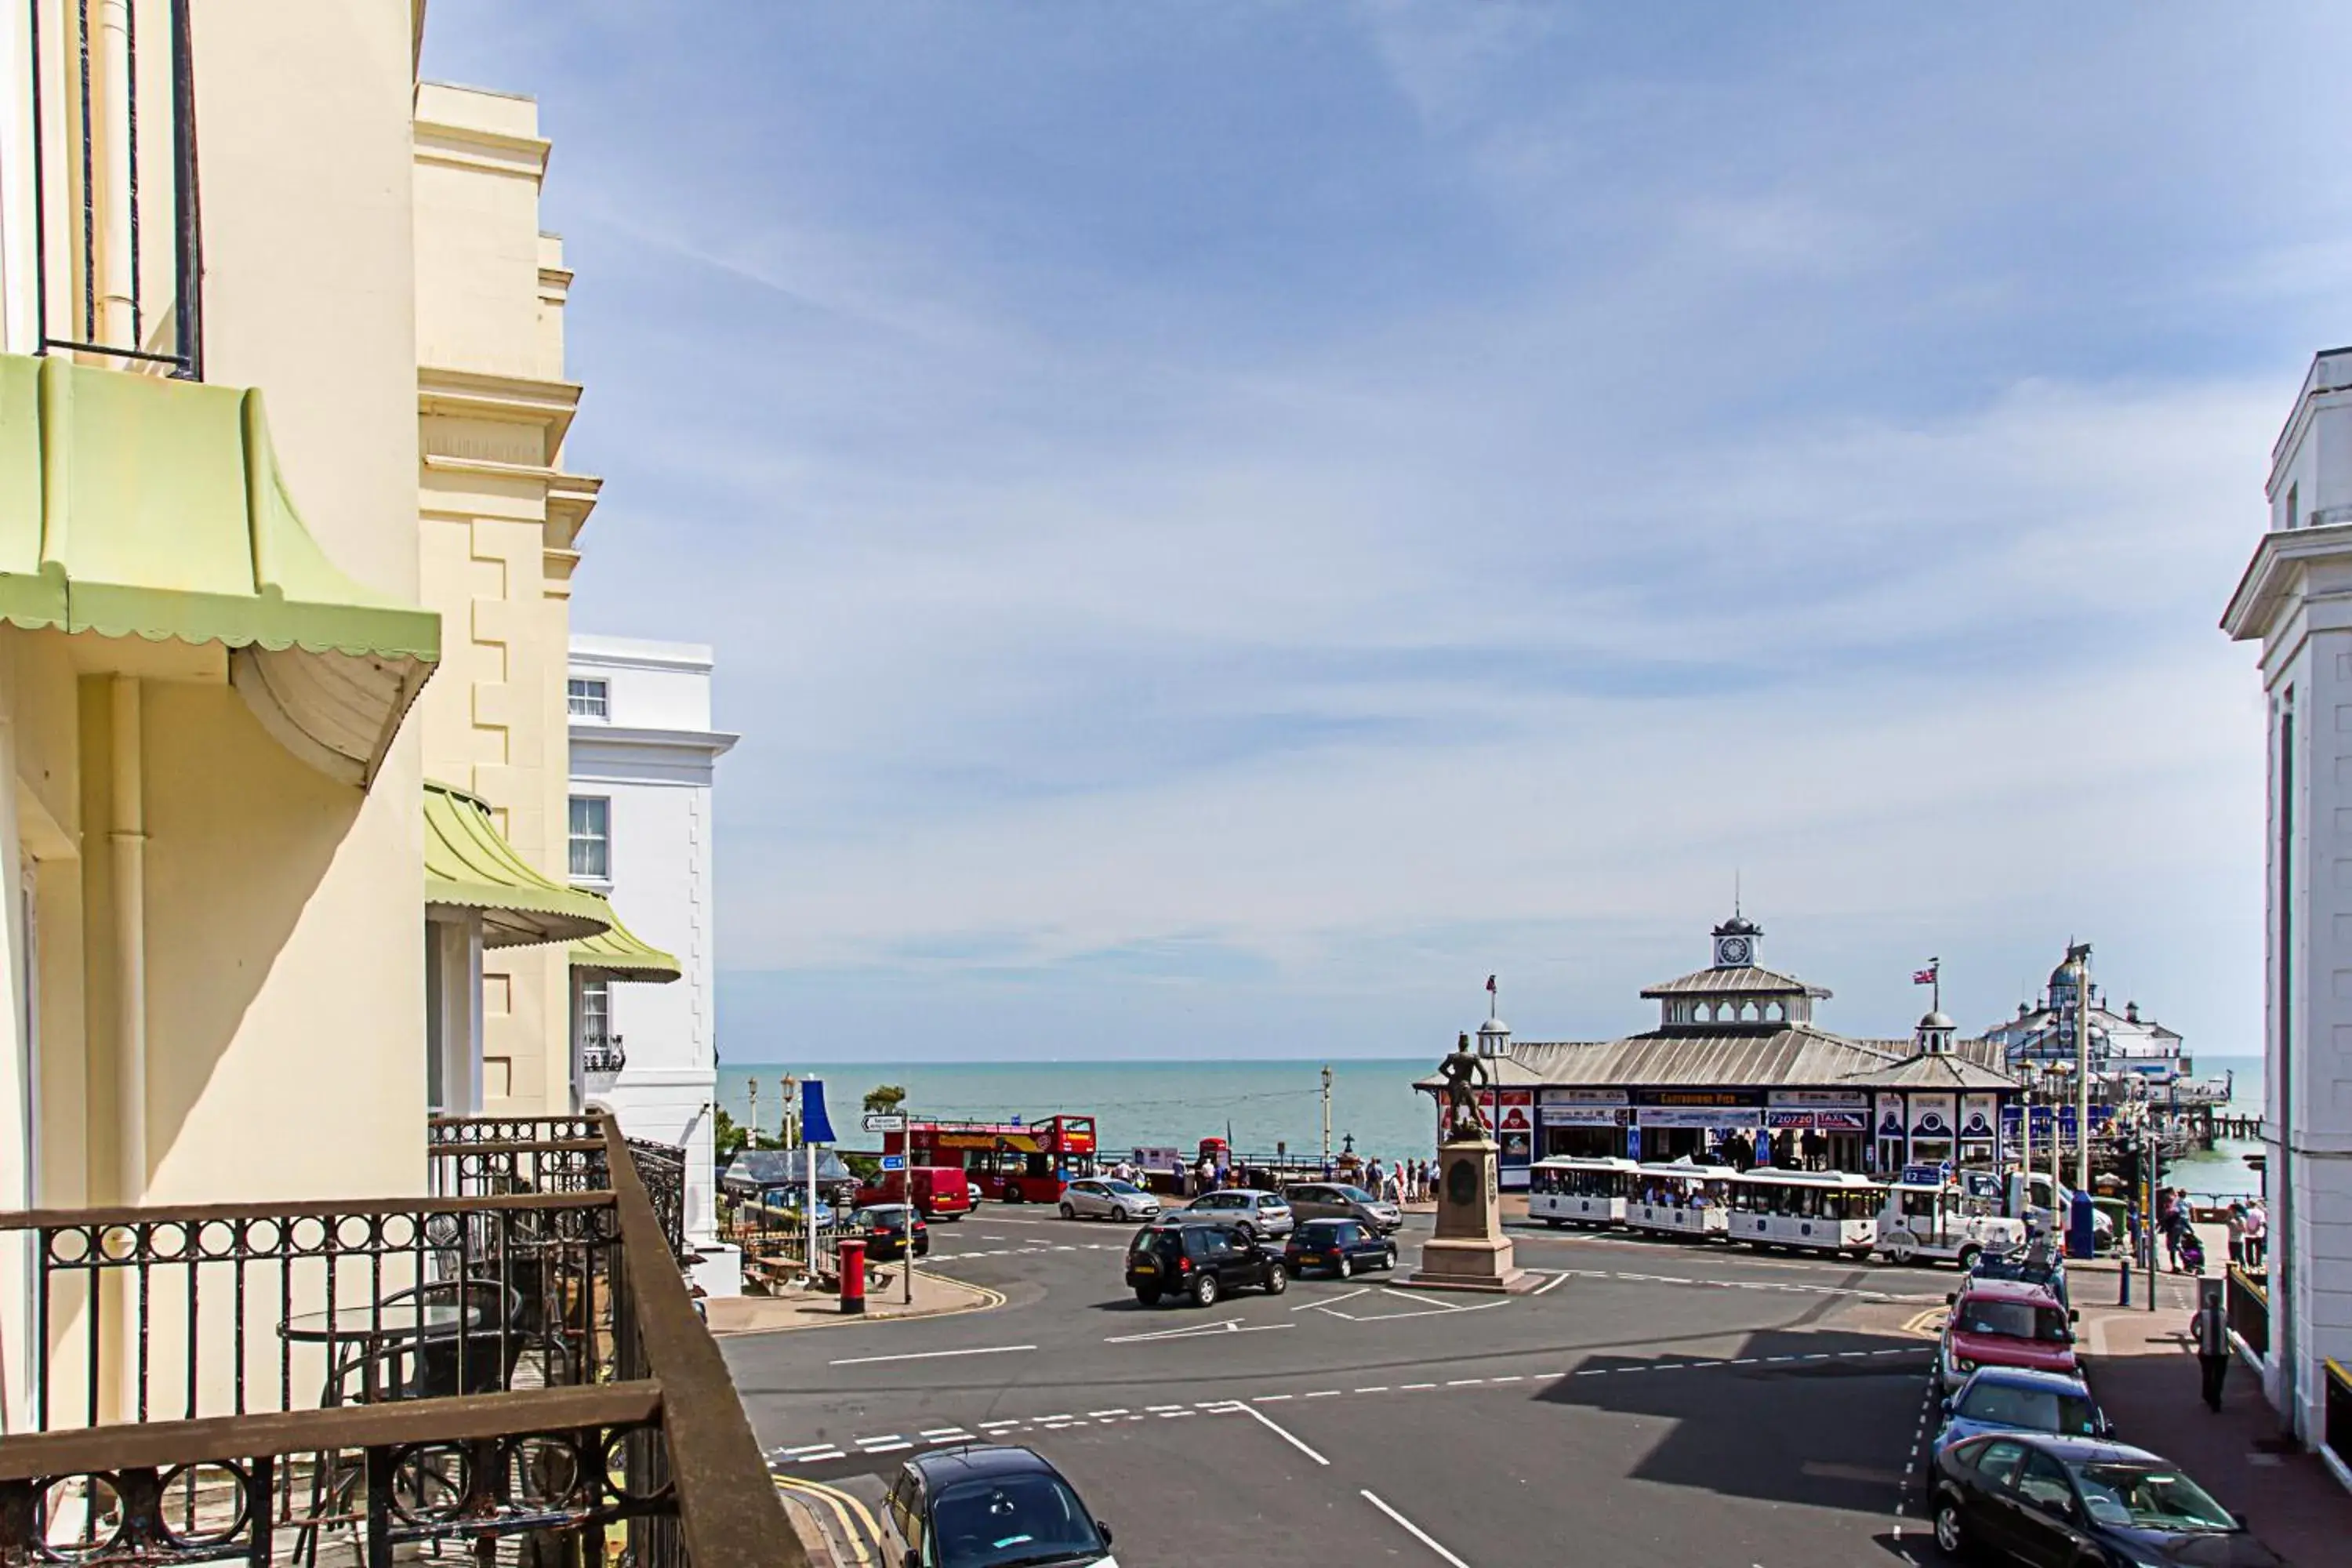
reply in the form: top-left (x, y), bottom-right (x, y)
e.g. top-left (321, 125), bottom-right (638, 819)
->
top-left (568, 677), bottom-right (609, 718)
top-left (568, 797), bottom-right (611, 882)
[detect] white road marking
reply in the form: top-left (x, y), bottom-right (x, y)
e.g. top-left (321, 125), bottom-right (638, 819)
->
top-left (1305, 1388), bottom-right (1341, 1398)
top-left (1105, 1318), bottom-right (1294, 1344)
top-left (924, 1432), bottom-right (973, 1444)
top-left (1233, 1401), bottom-right (1331, 1466)
top-left (1362, 1489), bottom-right (1472, 1568)
top-left (1252, 1393), bottom-right (1293, 1403)
top-left (1088, 1408), bottom-right (1129, 1417)
top-left (858, 1439), bottom-right (911, 1454)
top-left (830, 1344), bottom-right (1036, 1367)
top-left (978, 1420), bottom-right (1021, 1430)
top-left (1533, 1272), bottom-right (1570, 1297)
top-left (1355, 1385), bottom-right (1389, 1393)
top-left (1296, 1287), bottom-right (1372, 1312)
top-left (1401, 1381), bottom-right (1436, 1390)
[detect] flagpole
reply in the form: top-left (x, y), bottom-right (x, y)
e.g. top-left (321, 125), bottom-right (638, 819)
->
top-left (1932, 958), bottom-right (1941, 1017)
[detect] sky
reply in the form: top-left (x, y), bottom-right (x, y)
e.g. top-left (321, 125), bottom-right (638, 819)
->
top-left (421, 3), bottom-right (2351, 1064)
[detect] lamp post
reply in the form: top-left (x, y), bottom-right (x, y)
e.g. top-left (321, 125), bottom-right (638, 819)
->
top-left (1477, 993), bottom-right (1510, 1153)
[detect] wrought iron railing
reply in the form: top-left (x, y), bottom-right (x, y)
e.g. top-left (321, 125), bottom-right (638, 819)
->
top-left (626, 1138), bottom-right (689, 1265)
top-left (0, 1113), bottom-right (797, 1568)
top-left (24, 0), bottom-right (204, 376)
top-left (583, 1037), bottom-right (626, 1076)
top-left (2227, 1264), bottom-right (2269, 1359)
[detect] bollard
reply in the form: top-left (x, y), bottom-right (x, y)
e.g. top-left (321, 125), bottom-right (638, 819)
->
top-left (839, 1238), bottom-right (867, 1315)
top-left (2118, 1256), bottom-right (2131, 1308)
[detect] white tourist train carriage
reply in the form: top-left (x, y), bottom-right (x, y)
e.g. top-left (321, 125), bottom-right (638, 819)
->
top-left (1528, 1156), bottom-right (1638, 1227)
top-left (1726, 1170), bottom-right (1885, 1258)
top-left (1874, 1179), bottom-right (2027, 1268)
top-left (1625, 1161), bottom-right (1736, 1240)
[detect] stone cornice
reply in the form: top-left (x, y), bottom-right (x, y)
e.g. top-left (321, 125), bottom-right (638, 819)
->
top-left (419, 365), bottom-right (583, 465)
top-left (415, 117), bottom-right (550, 180)
top-left (2220, 521), bottom-right (2352, 642)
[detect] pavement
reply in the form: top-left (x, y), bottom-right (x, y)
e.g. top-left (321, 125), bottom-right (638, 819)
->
top-left (735, 1207), bottom-right (2343, 1566)
top-left (706, 1260), bottom-right (1002, 1336)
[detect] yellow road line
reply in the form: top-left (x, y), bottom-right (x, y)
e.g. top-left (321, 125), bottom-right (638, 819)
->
top-left (774, 1475), bottom-right (880, 1567)
top-left (1902, 1308), bottom-right (1946, 1337)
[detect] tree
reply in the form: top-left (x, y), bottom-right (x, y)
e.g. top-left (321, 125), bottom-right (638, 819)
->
top-left (863, 1083), bottom-right (907, 1115)
top-left (714, 1107), bottom-right (750, 1164)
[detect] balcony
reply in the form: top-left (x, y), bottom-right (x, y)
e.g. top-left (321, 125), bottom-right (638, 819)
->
top-left (583, 1033), bottom-right (627, 1087)
top-left (0, 1113), bottom-right (797, 1568)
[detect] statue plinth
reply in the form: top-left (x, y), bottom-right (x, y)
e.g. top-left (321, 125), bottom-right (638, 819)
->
top-left (1405, 1137), bottom-right (1533, 1294)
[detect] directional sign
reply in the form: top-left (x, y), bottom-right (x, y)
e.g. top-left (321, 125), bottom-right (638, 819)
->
top-left (880, 1154), bottom-right (906, 1172)
top-left (863, 1113), bottom-right (906, 1133)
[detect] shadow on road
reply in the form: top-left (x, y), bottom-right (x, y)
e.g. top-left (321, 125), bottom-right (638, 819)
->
top-left (1536, 1324), bottom-right (1936, 1516)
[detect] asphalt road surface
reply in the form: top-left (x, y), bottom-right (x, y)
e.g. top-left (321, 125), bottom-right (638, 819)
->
top-left (728, 1210), bottom-right (1965, 1568)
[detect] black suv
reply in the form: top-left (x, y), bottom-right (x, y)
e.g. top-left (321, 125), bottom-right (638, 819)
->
top-left (1125, 1220), bottom-right (1288, 1306)
top-left (881, 1444), bottom-right (1115, 1568)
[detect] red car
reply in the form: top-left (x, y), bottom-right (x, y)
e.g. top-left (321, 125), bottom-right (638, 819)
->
top-left (1939, 1276), bottom-right (2078, 1392)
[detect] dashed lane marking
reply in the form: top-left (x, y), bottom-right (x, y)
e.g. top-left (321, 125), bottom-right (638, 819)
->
top-left (768, 1345), bottom-right (1940, 1465)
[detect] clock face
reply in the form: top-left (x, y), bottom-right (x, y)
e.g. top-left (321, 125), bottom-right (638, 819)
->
top-left (1718, 936), bottom-right (1753, 966)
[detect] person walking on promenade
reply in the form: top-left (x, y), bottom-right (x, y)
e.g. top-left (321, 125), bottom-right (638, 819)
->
top-left (2225, 1203), bottom-right (2246, 1268)
top-left (2190, 1283), bottom-right (2230, 1412)
top-left (2244, 1200), bottom-right (2267, 1268)
top-left (2159, 1189), bottom-right (2184, 1272)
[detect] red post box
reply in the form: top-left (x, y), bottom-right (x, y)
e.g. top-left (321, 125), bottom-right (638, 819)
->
top-left (838, 1238), bottom-right (866, 1314)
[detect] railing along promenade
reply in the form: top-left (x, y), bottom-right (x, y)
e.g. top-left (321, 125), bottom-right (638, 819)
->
top-left (0, 1112), bottom-right (797, 1568)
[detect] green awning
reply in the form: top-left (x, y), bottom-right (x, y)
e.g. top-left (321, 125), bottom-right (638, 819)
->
top-left (0, 353), bottom-right (440, 786)
top-left (424, 781), bottom-right (613, 949)
top-left (572, 909), bottom-right (681, 983)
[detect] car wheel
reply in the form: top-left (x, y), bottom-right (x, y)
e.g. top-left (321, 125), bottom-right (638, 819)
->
top-left (1134, 1287), bottom-right (1160, 1306)
top-left (1338, 1254), bottom-right (1353, 1279)
top-left (1059, 1203), bottom-right (1076, 1221)
top-left (1236, 1222), bottom-right (1256, 1243)
top-left (1191, 1272), bottom-right (1220, 1308)
top-left (1956, 1246), bottom-right (1981, 1274)
top-left (1385, 1247), bottom-right (1398, 1270)
top-left (1265, 1263), bottom-right (1288, 1296)
top-left (1932, 1496), bottom-right (1966, 1559)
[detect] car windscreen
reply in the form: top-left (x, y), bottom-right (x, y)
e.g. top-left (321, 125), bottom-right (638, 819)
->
top-left (2067, 1463), bottom-right (2235, 1532)
top-left (927, 1473), bottom-right (1106, 1568)
top-left (1956, 1298), bottom-right (2070, 1342)
top-left (1955, 1382), bottom-right (2100, 1436)
top-left (1335, 1185), bottom-right (1377, 1203)
top-left (1102, 1179), bottom-right (1142, 1195)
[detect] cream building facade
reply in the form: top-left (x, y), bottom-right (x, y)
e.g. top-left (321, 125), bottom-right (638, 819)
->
top-left (0, 0), bottom-right (449, 1427)
top-left (412, 81), bottom-right (615, 1119)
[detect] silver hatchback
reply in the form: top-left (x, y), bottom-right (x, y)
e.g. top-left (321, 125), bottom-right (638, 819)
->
top-left (1059, 1178), bottom-right (1161, 1222)
top-left (1178, 1189), bottom-right (1294, 1239)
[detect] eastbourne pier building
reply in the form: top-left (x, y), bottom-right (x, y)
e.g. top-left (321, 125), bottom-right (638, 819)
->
top-left (1428, 914), bottom-right (2020, 1189)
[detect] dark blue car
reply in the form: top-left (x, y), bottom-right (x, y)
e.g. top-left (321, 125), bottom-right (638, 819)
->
top-left (1936, 1366), bottom-right (2110, 1450)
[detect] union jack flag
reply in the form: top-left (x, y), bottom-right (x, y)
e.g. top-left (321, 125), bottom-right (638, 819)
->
top-left (1912, 963), bottom-right (1939, 985)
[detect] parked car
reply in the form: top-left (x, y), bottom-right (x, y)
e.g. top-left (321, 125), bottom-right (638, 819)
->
top-left (967, 1179), bottom-right (984, 1209)
top-left (1931, 1433), bottom-right (2281, 1566)
top-left (1936, 1367), bottom-right (2111, 1450)
top-left (880, 1444), bottom-right (1118, 1568)
top-left (1969, 1246), bottom-right (2070, 1311)
top-left (1282, 1181), bottom-right (1403, 1234)
top-left (1940, 1276), bottom-right (2078, 1392)
top-left (1060, 1178), bottom-right (1161, 1223)
top-left (851, 1203), bottom-right (931, 1261)
top-left (1283, 1218), bottom-right (1397, 1278)
top-left (1126, 1220), bottom-right (1288, 1306)
top-left (1175, 1189), bottom-right (1294, 1239)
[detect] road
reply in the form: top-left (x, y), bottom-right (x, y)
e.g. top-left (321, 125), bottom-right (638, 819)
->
top-left (725, 1210), bottom-right (1964, 1568)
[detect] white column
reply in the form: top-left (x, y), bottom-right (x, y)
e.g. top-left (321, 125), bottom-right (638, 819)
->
top-left (0, 673), bottom-right (31, 1434)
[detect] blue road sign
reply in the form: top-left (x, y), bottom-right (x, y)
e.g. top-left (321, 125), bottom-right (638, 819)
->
top-left (880, 1154), bottom-right (906, 1172)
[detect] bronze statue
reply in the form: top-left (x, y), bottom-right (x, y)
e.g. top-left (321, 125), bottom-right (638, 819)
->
top-left (1437, 1032), bottom-right (1490, 1143)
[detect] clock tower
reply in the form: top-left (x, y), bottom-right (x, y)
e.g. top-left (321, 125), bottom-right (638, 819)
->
top-left (1712, 912), bottom-right (1761, 969)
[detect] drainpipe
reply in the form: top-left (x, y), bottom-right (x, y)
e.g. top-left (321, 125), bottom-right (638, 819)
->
top-left (96, 0), bottom-right (135, 354)
top-left (110, 677), bottom-right (143, 1204)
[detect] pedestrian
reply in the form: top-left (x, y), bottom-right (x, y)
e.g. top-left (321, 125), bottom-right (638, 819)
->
top-left (2225, 1203), bottom-right (2246, 1268)
top-left (2190, 1283), bottom-right (2230, 1412)
top-left (2160, 1191), bottom-right (2183, 1272)
top-left (2245, 1200), bottom-right (2267, 1269)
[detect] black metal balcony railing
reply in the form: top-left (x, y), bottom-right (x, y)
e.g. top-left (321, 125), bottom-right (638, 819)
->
top-left (625, 1138), bottom-right (690, 1268)
top-left (2227, 1264), bottom-right (2270, 1359)
top-left (583, 1037), bottom-right (627, 1076)
top-left (0, 1113), bottom-right (794, 1568)
top-left (25, 0), bottom-right (205, 376)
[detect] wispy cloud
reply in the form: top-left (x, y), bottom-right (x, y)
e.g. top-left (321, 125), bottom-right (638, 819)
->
top-left (420, 1), bottom-right (2338, 1060)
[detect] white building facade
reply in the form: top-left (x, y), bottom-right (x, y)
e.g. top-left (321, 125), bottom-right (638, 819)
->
top-left (2221, 346), bottom-right (2352, 1447)
top-left (567, 635), bottom-right (738, 1287)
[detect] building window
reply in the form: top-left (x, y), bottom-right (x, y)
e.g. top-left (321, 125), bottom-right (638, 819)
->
top-left (2286, 482), bottom-right (2299, 532)
top-left (568, 677), bottom-right (609, 718)
top-left (579, 977), bottom-right (621, 1074)
top-left (568, 797), bottom-right (610, 881)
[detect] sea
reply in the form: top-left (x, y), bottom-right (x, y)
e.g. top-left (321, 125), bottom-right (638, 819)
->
top-left (715, 1051), bottom-right (2270, 1200)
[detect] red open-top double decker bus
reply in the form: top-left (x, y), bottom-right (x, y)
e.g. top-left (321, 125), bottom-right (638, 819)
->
top-left (884, 1115), bottom-right (1098, 1204)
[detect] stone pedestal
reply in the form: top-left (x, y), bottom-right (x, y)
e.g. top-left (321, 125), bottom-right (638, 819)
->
top-left (1406, 1138), bottom-right (1532, 1293)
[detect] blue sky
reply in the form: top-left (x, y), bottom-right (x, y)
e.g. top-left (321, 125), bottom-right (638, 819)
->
top-left (423, 3), bottom-right (2350, 1062)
